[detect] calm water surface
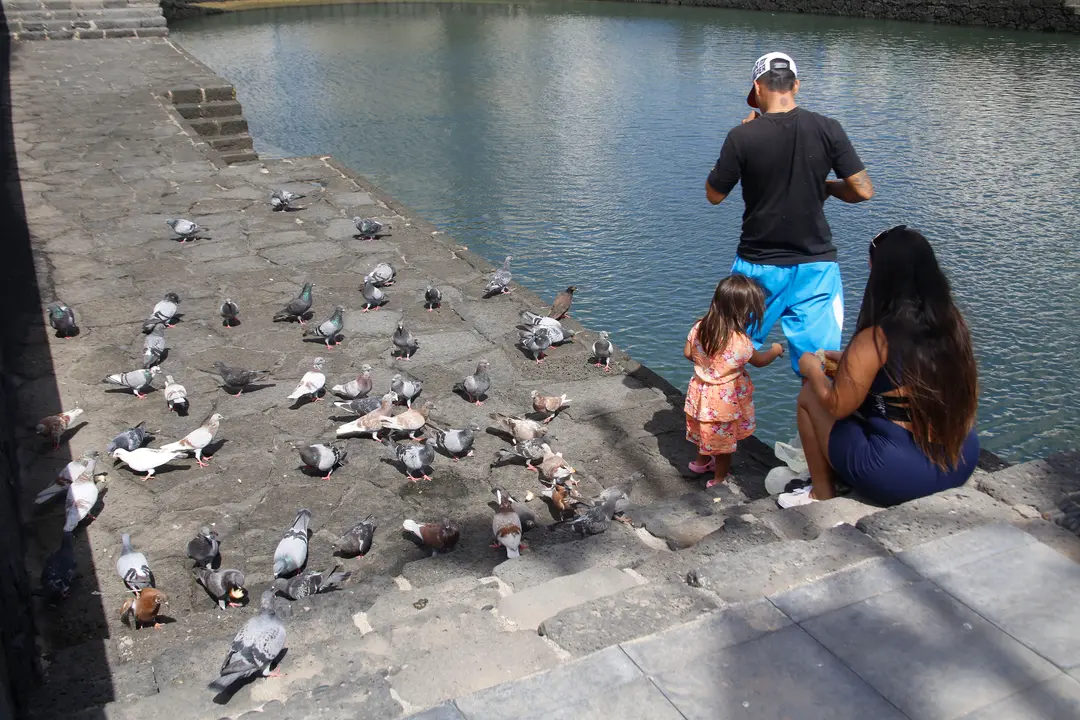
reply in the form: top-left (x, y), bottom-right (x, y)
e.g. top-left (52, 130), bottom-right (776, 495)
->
top-left (173, 2), bottom-right (1080, 462)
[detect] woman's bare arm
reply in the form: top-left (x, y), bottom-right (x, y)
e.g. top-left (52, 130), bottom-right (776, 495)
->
top-left (799, 329), bottom-right (886, 418)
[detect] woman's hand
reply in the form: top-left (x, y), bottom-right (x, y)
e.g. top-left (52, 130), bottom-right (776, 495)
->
top-left (823, 350), bottom-right (842, 362)
top-left (799, 351), bottom-right (824, 378)
top-left (772, 343), bottom-right (784, 358)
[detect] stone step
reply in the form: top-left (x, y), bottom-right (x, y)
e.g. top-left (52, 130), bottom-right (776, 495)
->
top-left (3, 0), bottom-right (161, 9)
top-left (206, 133), bottom-right (255, 153)
top-left (11, 25), bottom-right (166, 39)
top-left (4, 8), bottom-right (163, 22)
top-left (218, 148), bottom-right (259, 165)
top-left (8, 15), bottom-right (165, 31)
top-left (976, 450), bottom-right (1080, 521)
top-left (497, 565), bottom-right (644, 632)
top-left (172, 100), bottom-right (243, 120)
top-left (186, 114), bottom-right (249, 138)
top-left (627, 482), bottom-right (745, 550)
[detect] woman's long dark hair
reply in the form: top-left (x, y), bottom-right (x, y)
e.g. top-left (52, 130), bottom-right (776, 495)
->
top-left (699, 275), bottom-right (765, 358)
top-left (857, 226), bottom-right (978, 468)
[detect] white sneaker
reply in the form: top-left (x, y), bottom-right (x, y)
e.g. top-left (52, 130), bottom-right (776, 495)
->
top-left (777, 485), bottom-right (817, 509)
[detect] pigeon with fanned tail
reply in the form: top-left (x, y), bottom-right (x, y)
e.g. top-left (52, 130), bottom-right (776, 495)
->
top-left (432, 423), bottom-right (479, 460)
top-left (295, 442), bottom-right (347, 479)
top-left (592, 331), bottom-right (613, 371)
top-left (271, 189), bottom-right (305, 211)
top-left (403, 518), bottom-right (459, 555)
top-left (220, 298), bottom-right (240, 327)
top-left (186, 526), bottom-right (220, 568)
top-left (210, 362), bottom-right (270, 396)
top-left (40, 532), bottom-right (77, 605)
top-left (391, 321), bottom-right (419, 359)
top-left (274, 565), bottom-right (351, 600)
top-left (207, 590), bottom-right (286, 693)
top-left (112, 447), bottom-right (184, 481)
top-left (143, 325), bottom-right (166, 369)
top-left (166, 218), bottom-right (206, 242)
top-left (424, 285), bottom-right (442, 311)
top-left (142, 293), bottom-right (180, 333)
top-left (287, 357), bottom-right (326, 404)
top-left (353, 216), bottom-right (389, 240)
top-left (164, 374), bottom-right (189, 413)
top-left (361, 276), bottom-right (387, 312)
top-left (382, 437), bottom-right (436, 481)
top-left (519, 326), bottom-right (553, 364)
top-left (303, 306), bottom-right (344, 349)
top-left (160, 413), bottom-right (223, 467)
top-left (390, 373), bottom-right (422, 408)
top-left (531, 390), bottom-right (571, 422)
top-left (47, 301), bottom-right (78, 337)
top-left (369, 262), bottom-right (395, 287)
top-left (454, 359), bottom-right (490, 406)
top-left (518, 311), bottom-right (577, 344)
top-left (492, 488), bottom-right (523, 558)
top-left (116, 533), bottom-right (154, 591)
top-left (273, 509), bottom-right (312, 578)
top-left (195, 567), bottom-right (247, 609)
top-left (483, 256), bottom-right (513, 296)
top-left (108, 422), bottom-right (151, 454)
top-left (334, 515), bottom-right (376, 557)
top-left (103, 366), bottom-right (160, 398)
top-left (36, 406), bottom-right (84, 448)
top-left (273, 282), bottom-right (314, 324)
top-left (335, 393), bottom-right (396, 439)
top-left (548, 286), bottom-right (576, 319)
top-left (334, 393), bottom-right (387, 417)
top-left (491, 438), bottom-right (547, 469)
top-left (332, 364), bottom-right (372, 399)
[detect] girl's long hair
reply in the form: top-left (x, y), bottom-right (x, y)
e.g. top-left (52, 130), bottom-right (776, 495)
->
top-left (857, 226), bottom-right (978, 469)
top-left (699, 275), bottom-right (765, 358)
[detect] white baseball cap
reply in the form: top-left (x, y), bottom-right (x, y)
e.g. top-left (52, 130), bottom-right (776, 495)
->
top-left (747, 52), bottom-right (798, 108)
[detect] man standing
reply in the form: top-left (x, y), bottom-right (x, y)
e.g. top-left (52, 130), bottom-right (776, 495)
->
top-left (706, 52), bottom-right (873, 374)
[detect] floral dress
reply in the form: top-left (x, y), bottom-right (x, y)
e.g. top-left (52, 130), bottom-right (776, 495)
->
top-left (684, 322), bottom-right (756, 455)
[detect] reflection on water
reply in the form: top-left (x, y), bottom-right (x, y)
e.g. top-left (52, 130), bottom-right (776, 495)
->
top-left (173, 2), bottom-right (1080, 462)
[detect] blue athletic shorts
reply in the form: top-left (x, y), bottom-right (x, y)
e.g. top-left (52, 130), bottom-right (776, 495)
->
top-left (730, 257), bottom-right (843, 375)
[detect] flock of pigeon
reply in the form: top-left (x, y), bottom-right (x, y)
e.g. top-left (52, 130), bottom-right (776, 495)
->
top-left (31, 192), bottom-right (626, 697)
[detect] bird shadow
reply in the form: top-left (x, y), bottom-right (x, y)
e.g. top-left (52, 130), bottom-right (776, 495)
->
top-left (289, 392), bottom-right (325, 410)
top-left (53, 327), bottom-right (80, 339)
top-left (171, 404), bottom-right (190, 418)
top-left (211, 648), bottom-right (289, 705)
top-left (296, 464), bottom-right (333, 479)
top-left (514, 344), bottom-right (548, 363)
top-left (482, 288), bottom-right (512, 300)
top-left (221, 318), bottom-right (240, 328)
top-left (104, 388), bottom-right (156, 397)
top-left (221, 382), bottom-right (274, 395)
top-left (301, 336), bottom-right (343, 349)
top-left (273, 312), bottom-right (314, 324)
top-left (452, 387), bottom-right (487, 405)
top-left (203, 439), bottom-right (228, 458)
top-left (59, 421), bottom-right (88, 445)
top-left (484, 427), bottom-right (515, 443)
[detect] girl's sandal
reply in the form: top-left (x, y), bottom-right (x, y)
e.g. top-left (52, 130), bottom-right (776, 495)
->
top-left (705, 473), bottom-right (733, 489)
top-left (688, 457), bottom-right (716, 475)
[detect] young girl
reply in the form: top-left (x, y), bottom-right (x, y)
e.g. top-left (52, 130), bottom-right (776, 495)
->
top-left (685, 275), bottom-right (784, 488)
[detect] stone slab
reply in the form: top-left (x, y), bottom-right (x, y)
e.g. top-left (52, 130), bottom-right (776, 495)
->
top-left (896, 523), bottom-right (1037, 577)
top-left (801, 580), bottom-right (1061, 720)
top-left (976, 451), bottom-right (1080, 513)
top-left (768, 556), bottom-right (924, 623)
top-left (956, 675), bottom-right (1080, 720)
top-left (497, 566), bottom-right (644, 631)
top-left (762, 495), bottom-right (883, 541)
top-left (406, 704), bottom-right (467, 720)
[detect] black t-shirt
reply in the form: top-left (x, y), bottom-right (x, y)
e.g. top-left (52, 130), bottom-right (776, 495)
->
top-left (707, 107), bottom-right (865, 266)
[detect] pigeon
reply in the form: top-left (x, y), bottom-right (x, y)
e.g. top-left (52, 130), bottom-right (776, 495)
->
top-left (120, 588), bottom-right (169, 630)
top-left (273, 282), bottom-right (314, 324)
top-left (103, 367), bottom-right (160, 398)
top-left (40, 532), bottom-right (77, 605)
top-left (424, 285), bottom-right (442, 311)
top-left (333, 515), bottom-right (376, 557)
top-left (271, 188), bottom-right (305, 211)
top-left (391, 321), bottom-right (419, 359)
top-left (491, 438), bottom-right (548, 469)
top-left (142, 293), bottom-right (181, 333)
top-left (402, 518), bottom-right (459, 555)
top-left (207, 590), bottom-right (286, 692)
top-left (382, 437), bottom-right (437, 481)
top-left (541, 482), bottom-right (578, 518)
top-left (454, 359), bottom-right (490, 406)
top-left (194, 567), bottom-right (247, 609)
top-left (597, 473), bottom-right (638, 518)
top-left (492, 488), bottom-right (523, 558)
top-left (163, 374), bottom-right (189, 413)
top-left (518, 311), bottom-right (577, 344)
top-left (47, 301), bottom-right (78, 337)
top-left (592, 331), bottom-right (613, 370)
top-left (353, 216), bottom-right (389, 240)
top-left (274, 565), bottom-right (351, 600)
top-left (548, 286), bottom-right (576, 319)
top-left (296, 442), bottom-right (347, 479)
top-left (107, 422), bottom-right (150, 454)
top-left (520, 326), bottom-right (553, 364)
top-left (566, 492), bottom-right (619, 535)
top-left (220, 298), bottom-right (240, 327)
top-left (36, 450), bottom-right (99, 505)
top-left (369, 262), bottom-right (396, 287)
top-left (483, 255), bottom-right (513, 296)
top-left (361, 276), bottom-right (387, 312)
top-left (491, 487), bottom-right (549, 533)
top-left (166, 218), bottom-right (205, 242)
top-left (494, 413), bottom-right (547, 442)
top-left (302, 306), bottom-right (345, 349)
top-left (390, 373), bottom-right (423, 408)
top-left (331, 364), bottom-right (373, 399)
top-left (287, 357), bottom-right (326, 403)
top-left (537, 443), bottom-right (577, 484)
top-left (210, 362), bottom-right (271, 396)
top-left (273, 509), bottom-right (312, 578)
top-left (111, 447), bottom-right (184, 481)
top-left (143, 325), bottom-right (166, 369)
top-left (380, 400), bottom-right (433, 439)
top-left (116, 533), bottom-right (154, 591)
top-left (432, 423), bottom-right (480, 460)
top-left (531, 391), bottom-right (571, 422)
top-left (334, 393), bottom-right (387, 417)
top-left (186, 526), bottom-right (220, 568)
top-left (36, 407), bottom-right (85, 448)
top-left (335, 393), bottom-right (396, 439)
top-left (63, 457), bottom-right (102, 532)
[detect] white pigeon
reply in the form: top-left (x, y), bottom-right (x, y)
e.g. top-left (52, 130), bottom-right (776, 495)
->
top-left (36, 451), bottom-right (97, 505)
top-left (160, 413), bottom-right (223, 468)
top-left (64, 455), bottom-right (102, 532)
top-left (287, 357), bottom-right (326, 403)
top-left (164, 374), bottom-right (189, 413)
top-left (112, 447), bottom-right (185, 481)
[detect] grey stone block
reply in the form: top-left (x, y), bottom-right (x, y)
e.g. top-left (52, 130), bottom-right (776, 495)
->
top-left (956, 675), bottom-right (1080, 720)
top-left (208, 134), bottom-right (254, 153)
top-left (46, 27), bottom-right (75, 38)
top-left (218, 117), bottom-right (250, 135)
top-left (649, 623), bottom-right (905, 720)
top-left (768, 556), bottom-right (923, 622)
top-left (136, 27), bottom-right (168, 38)
top-left (494, 524), bottom-right (654, 590)
top-left (168, 87), bottom-right (203, 105)
top-left (406, 704), bottom-right (467, 720)
top-left (977, 451), bottom-right (1080, 513)
top-left (102, 27), bottom-right (136, 37)
top-left (897, 522), bottom-right (1035, 577)
top-left (16, 30), bottom-right (47, 40)
top-left (202, 85), bottom-right (236, 102)
top-left (764, 495), bottom-right (884, 541)
top-left (139, 15), bottom-right (167, 27)
top-left (498, 566), bottom-right (643, 631)
top-left (801, 580), bottom-right (1060, 719)
top-left (74, 28), bottom-right (104, 38)
top-left (186, 118), bottom-right (218, 136)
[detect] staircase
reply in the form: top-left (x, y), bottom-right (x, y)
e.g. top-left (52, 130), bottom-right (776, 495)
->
top-left (164, 84), bottom-right (259, 164)
top-left (1, 0), bottom-right (167, 40)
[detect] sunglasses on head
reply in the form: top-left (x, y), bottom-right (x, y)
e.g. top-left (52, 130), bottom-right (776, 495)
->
top-left (869, 224), bottom-right (908, 257)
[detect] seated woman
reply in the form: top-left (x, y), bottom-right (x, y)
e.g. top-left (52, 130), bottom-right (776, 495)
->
top-left (778, 225), bottom-right (980, 509)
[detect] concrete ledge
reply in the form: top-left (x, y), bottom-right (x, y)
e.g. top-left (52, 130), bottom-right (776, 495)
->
top-left (497, 566), bottom-right (644, 631)
top-left (977, 451), bottom-right (1080, 514)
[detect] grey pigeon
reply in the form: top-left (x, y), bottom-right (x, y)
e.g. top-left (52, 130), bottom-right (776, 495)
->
top-left (567, 492), bottom-right (619, 536)
top-left (333, 515), bottom-right (376, 557)
top-left (273, 509), bottom-right (311, 578)
top-left (116, 533), bottom-right (153, 591)
top-left (369, 262), bottom-right (395, 287)
top-left (194, 567), bottom-right (247, 609)
top-left (296, 442), bottom-right (347, 479)
top-left (424, 285), bottom-right (442, 311)
top-left (166, 218), bottom-right (205, 242)
top-left (186, 526), bottom-right (220, 568)
top-left (433, 423), bottom-right (480, 460)
top-left (40, 531), bottom-right (77, 605)
top-left (483, 256), bottom-right (513, 296)
top-left (454, 359), bottom-right (490, 406)
top-left (361, 275), bottom-right (387, 312)
top-left (334, 394), bottom-right (384, 417)
top-left (392, 321), bottom-right (419, 359)
top-left (274, 565), bottom-right (351, 601)
top-left (143, 324), bottom-right (166, 369)
top-left (518, 311), bottom-right (577, 344)
top-left (220, 298), bottom-right (240, 327)
top-left (107, 421), bottom-right (151, 454)
top-left (353, 216), bottom-right (389, 240)
top-left (597, 473), bottom-right (638, 517)
top-left (207, 590), bottom-right (286, 692)
top-left (64, 457), bottom-right (102, 532)
top-left (303, 306), bottom-right (344, 348)
top-left (492, 489), bottom-right (523, 558)
top-left (390, 373), bottom-right (423, 408)
top-left (273, 282), bottom-right (314, 324)
top-left (382, 437), bottom-right (437, 481)
top-left (102, 366), bottom-right (161, 398)
top-left (271, 189), bottom-right (305, 211)
top-left (592, 331), bottom-right (613, 370)
top-left (211, 361), bottom-right (271, 396)
top-left (47, 301), bottom-right (78, 337)
top-left (520, 326), bottom-right (553, 364)
top-left (491, 438), bottom-right (548, 469)
top-left (491, 487), bottom-right (548, 533)
top-left (331, 364), bottom-right (373, 399)
top-left (142, 293), bottom-right (180, 333)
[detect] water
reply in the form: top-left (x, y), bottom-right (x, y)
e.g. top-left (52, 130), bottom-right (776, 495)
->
top-left (173, 2), bottom-right (1080, 462)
